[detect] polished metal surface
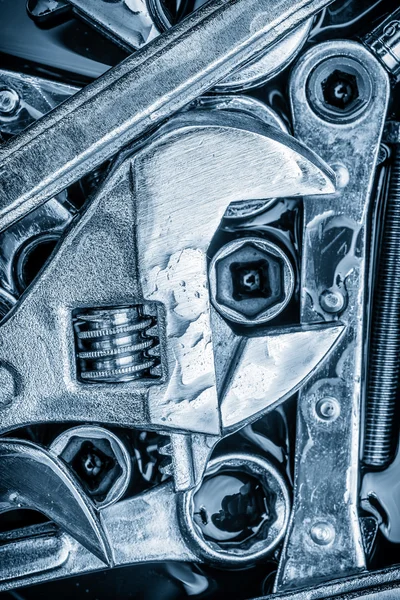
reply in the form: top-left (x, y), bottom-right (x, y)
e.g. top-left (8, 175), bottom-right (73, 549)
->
top-left (186, 94), bottom-right (288, 218)
top-left (0, 110), bottom-right (335, 440)
top-left (0, 87), bottom-right (341, 589)
top-left (220, 323), bottom-right (344, 433)
top-left (66, 0), bottom-right (313, 92)
top-left (0, 0), bottom-right (333, 233)
top-left (66, 0), bottom-right (159, 50)
top-left (1, 1), bottom-right (400, 597)
top-left (0, 452), bottom-right (289, 589)
top-left (0, 70), bottom-right (78, 137)
top-left (181, 453), bottom-right (291, 564)
top-left (0, 438), bottom-right (111, 563)
top-left (275, 41), bottom-right (390, 591)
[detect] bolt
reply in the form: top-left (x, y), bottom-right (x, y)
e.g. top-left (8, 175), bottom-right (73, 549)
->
top-left (310, 521), bottom-right (335, 546)
top-left (209, 237), bottom-right (294, 326)
top-left (0, 88), bottom-right (20, 116)
top-left (307, 58), bottom-right (371, 122)
top-left (316, 397), bottom-right (341, 422)
top-left (50, 426), bottom-right (131, 507)
top-left (363, 139), bottom-right (400, 468)
top-left (319, 289), bottom-right (346, 314)
top-left (322, 70), bottom-right (359, 111)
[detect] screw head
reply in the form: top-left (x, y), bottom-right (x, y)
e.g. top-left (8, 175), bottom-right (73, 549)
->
top-left (209, 237), bottom-right (295, 326)
top-left (320, 289), bottom-right (346, 314)
top-left (321, 69), bottom-right (359, 111)
top-left (307, 57), bottom-right (372, 123)
top-left (0, 88), bottom-right (20, 116)
top-left (316, 397), bottom-right (341, 422)
top-left (310, 521), bottom-right (335, 546)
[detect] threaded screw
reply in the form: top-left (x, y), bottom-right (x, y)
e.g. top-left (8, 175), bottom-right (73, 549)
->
top-left (363, 143), bottom-right (400, 468)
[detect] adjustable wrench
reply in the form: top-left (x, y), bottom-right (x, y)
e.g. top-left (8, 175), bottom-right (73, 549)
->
top-left (0, 109), bottom-right (337, 439)
top-left (0, 102), bottom-right (340, 577)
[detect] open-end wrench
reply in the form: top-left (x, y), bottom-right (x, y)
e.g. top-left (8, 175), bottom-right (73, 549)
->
top-left (0, 0), bottom-right (334, 233)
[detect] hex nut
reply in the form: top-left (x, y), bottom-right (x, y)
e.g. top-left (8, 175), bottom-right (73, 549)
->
top-left (50, 426), bottom-right (131, 508)
top-left (209, 237), bottom-right (294, 326)
top-left (307, 56), bottom-right (372, 122)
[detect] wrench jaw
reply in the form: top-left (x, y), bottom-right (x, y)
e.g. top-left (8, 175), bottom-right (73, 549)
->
top-left (0, 439), bottom-right (113, 565)
top-left (219, 323), bottom-right (346, 435)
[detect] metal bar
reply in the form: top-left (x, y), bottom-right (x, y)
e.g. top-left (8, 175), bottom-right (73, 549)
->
top-left (275, 41), bottom-right (390, 591)
top-left (0, 0), bottom-right (333, 233)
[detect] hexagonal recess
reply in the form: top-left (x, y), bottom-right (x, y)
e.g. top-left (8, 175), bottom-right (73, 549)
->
top-left (307, 56), bottom-right (372, 123)
top-left (62, 436), bottom-right (121, 503)
top-left (321, 69), bottom-right (359, 111)
top-left (50, 426), bottom-right (131, 508)
top-left (209, 237), bottom-right (294, 326)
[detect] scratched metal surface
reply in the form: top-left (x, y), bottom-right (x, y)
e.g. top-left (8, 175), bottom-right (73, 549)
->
top-left (0, 1), bottom-right (399, 599)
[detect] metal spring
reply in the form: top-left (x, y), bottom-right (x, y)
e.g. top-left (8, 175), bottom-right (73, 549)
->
top-left (74, 305), bottom-right (159, 383)
top-left (363, 144), bottom-right (400, 468)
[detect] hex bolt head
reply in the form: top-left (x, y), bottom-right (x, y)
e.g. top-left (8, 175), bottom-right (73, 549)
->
top-left (0, 88), bottom-right (20, 116)
top-left (209, 237), bottom-right (295, 326)
top-left (315, 397), bottom-right (341, 422)
top-left (50, 426), bottom-right (131, 508)
top-left (310, 521), bottom-right (335, 546)
top-left (321, 69), bottom-right (359, 110)
top-left (307, 57), bottom-right (372, 123)
top-left (320, 288), bottom-right (346, 314)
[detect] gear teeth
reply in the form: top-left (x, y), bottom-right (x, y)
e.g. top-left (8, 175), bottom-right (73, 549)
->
top-left (157, 439), bottom-right (173, 478)
top-left (158, 441), bottom-right (173, 456)
top-left (159, 456), bottom-right (173, 477)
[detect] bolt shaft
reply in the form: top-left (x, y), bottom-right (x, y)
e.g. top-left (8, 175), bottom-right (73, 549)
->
top-left (363, 144), bottom-right (400, 468)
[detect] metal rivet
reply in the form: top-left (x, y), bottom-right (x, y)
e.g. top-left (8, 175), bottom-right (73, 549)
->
top-left (0, 88), bottom-right (20, 117)
top-left (319, 289), bottom-right (346, 314)
top-left (315, 397), bottom-right (341, 422)
top-left (310, 521), bottom-right (335, 546)
top-left (331, 163), bottom-right (350, 189)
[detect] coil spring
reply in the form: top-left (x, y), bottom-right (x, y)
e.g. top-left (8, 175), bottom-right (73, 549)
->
top-left (74, 305), bottom-right (159, 383)
top-left (363, 144), bottom-right (400, 468)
